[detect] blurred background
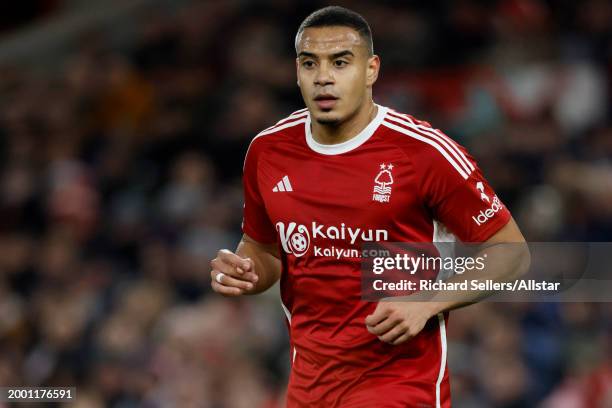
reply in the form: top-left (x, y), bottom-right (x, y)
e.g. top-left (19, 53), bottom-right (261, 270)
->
top-left (0, 0), bottom-right (610, 407)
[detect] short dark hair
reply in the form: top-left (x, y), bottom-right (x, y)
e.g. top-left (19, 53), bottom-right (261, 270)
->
top-left (295, 6), bottom-right (373, 56)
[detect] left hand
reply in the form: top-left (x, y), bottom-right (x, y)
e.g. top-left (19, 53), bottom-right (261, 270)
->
top-left (365, 301), bottom-right (439, 345)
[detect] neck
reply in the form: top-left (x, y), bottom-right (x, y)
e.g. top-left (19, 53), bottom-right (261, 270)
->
top-left (310, 100), bottom-right (377, 145)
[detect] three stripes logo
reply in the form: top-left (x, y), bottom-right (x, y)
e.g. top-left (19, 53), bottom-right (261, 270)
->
top-left (273, 175), bottom-right (293, 192)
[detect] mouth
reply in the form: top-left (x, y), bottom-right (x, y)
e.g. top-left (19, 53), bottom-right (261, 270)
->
top-left (314, 94), bottom-right (338, 110)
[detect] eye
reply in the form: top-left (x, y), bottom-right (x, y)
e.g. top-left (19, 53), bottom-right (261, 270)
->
top-left (334, 60), bottom-right (348, 67)
top-left (302, 60), bottom-right (315, 68)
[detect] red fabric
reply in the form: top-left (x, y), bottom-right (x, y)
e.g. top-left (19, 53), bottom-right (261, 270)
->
top-left (241, 106), bottom-right (511, 407)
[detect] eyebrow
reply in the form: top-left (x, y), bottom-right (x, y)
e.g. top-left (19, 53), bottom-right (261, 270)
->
top-left (297, 50), bottom-right (355, 59)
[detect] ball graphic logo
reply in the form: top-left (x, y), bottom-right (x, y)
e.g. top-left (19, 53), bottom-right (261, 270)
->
top-left (291, 233), bottom-right (308, 252)
top-left (276, 222), bottom-right (310, 257)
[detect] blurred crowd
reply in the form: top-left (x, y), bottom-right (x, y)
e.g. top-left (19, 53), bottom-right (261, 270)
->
top-left (0, 0), bottom-right (610, 407)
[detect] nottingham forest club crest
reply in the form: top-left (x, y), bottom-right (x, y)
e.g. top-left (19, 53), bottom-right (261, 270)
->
top-left (372, 163), bottom-right (394, 203)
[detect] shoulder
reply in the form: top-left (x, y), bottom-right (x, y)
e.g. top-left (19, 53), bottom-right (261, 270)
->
top-left (244, 108), bottom-right (308, 168)
top-left (380, 107), bottom-right (475, 180)
top-left (247, 108), bottom-right (308, 151)
top-left (380, 108), bottom-right (444, 150)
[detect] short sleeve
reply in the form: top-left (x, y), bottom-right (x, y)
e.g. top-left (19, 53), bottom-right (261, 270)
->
top-left (242, 139), bottom-right (277, 244)
top-left (419, 138), bottom-right (511, 243)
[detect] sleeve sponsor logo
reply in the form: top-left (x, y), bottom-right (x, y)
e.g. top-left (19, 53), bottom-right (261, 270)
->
top-left (472, 195), bottom-right (504, 226)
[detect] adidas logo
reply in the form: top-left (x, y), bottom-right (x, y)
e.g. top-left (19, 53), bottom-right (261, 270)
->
top-left (273, 175), bottom-right (293, 192)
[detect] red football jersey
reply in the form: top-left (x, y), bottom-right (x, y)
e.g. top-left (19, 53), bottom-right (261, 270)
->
top-left (242, 105), bottom-right (511, 408)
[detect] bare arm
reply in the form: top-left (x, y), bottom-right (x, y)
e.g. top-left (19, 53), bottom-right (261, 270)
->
top-left (210, 234), bottom-right (282, 297)
top-left (422, 217), bottom-right (530, 313)
top-left (236, 234), bottom-right (282, 295)
top-left (366, 218), bottom-right (531, 345)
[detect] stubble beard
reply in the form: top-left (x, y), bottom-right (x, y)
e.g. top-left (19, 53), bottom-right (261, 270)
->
top-left (316, 116), bottom-right (341, 126)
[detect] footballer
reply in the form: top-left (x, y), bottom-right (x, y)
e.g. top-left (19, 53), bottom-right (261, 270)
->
top-left (210, 6), bottom-right (529, 407)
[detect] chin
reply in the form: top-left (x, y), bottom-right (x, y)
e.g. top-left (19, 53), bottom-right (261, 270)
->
top-left (314, 111), bottom-right (342, 125)
top-left (316, 117), bottom-right (341, 125)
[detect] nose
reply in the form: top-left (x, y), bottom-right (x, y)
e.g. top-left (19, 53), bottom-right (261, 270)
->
top-left (314, 61), bottom-right (334, 86)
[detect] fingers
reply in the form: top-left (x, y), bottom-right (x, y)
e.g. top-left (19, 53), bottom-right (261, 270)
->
top-left (365, 302), bottom-right (428, 345)
top-left (212, 270), bottom-right (254, 292)
top-left (366, 315), bottom-right (400, 336)
top-left (391, 332), bottom-right (412, 345)
top-left (217, 249), bottom-right (253, 273)
top-left (365, 302), bottom-right (391, 327)
top-left (377, 324), bottom-right (406, 343)
top-left (369, 319), bottom-right (419, 345)
top-left (210, 252), bottom-right (257, 283)
top-left (210, 249), bottom-right (258, 297)
top-left (211, 278), bottom-right (243, 297)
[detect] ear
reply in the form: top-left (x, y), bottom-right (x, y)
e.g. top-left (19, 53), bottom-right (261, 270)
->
top-left (366, 55), bottom-right (380, 87)
top-left (295, 58), bottom-right (301, 87)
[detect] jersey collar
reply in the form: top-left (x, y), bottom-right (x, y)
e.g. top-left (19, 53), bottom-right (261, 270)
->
top-left (305, 104), bottom-right (388, 155)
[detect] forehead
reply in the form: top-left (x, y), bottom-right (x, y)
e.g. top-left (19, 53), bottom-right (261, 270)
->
top-left (297, 26), bottom-right (366, 55)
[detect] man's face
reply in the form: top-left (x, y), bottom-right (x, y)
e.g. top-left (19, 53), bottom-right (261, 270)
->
top-left (296, 26), bottom-right (379, 125)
